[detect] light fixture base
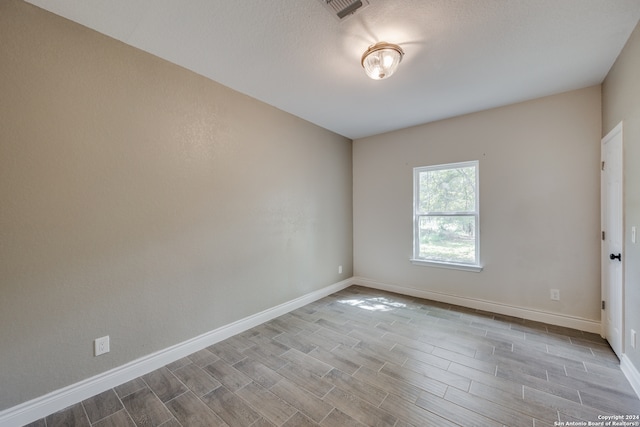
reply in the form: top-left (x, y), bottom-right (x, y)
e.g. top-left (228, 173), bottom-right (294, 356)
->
top-left (361, 42), bottom-right (404, 80)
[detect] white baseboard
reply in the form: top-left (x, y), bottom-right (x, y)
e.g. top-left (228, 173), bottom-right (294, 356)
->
top-left (1, 276), bottom-right (610, 426)
top-left (621, 355), bottom-right (640, 399)
top-left (0, 279), bottom-right (352, 427)
top-left (353, 277), bottom-right (601, 334)
top-left (360, 276), bottom-right (640, 398)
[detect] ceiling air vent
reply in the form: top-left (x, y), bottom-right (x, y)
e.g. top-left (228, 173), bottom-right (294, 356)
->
top-left (318, 0), bottom-right (370, 20)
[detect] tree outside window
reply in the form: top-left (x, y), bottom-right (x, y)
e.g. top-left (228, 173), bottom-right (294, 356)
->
top-left (413, 161), bottom-right (480, 269)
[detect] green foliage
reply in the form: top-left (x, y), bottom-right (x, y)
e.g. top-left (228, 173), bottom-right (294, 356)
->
top-left (418, 166), bottom-right (476, 213)
top-left (415, 164), bottom-right (478, 264)
top-left (418, 216), bottom-right (475, 263)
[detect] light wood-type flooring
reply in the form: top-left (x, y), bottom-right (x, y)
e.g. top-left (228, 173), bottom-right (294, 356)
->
top-left (25, 286), bottom-right (640, 426)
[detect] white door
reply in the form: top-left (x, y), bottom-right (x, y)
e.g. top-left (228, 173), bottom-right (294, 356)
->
top-left (601, 122), bottom-right (624, 358)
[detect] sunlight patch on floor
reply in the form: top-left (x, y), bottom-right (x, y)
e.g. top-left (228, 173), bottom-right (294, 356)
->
top-left (338, 297), bottom-right (407, 312)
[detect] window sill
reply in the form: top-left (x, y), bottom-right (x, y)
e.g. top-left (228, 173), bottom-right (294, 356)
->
top-left (410, 259), bottom-right (483, 272)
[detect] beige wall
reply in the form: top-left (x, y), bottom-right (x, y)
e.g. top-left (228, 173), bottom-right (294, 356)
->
top-left (0, 0), bottom-right (352, 410)
top-left (354, 86), bottom-right (602, 321)
top-left (602, 20), bottom-right (640, 374)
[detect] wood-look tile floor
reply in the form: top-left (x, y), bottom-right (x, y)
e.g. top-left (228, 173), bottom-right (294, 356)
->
top-left (25, 286), bottom-right (640, 427)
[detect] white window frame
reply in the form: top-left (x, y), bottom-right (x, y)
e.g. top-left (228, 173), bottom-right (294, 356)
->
top-left (411, 160), bottom-right (482, 272)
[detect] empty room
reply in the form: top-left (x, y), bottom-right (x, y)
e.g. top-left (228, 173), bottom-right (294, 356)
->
top-left (1, 0), bottom-right (640, 426)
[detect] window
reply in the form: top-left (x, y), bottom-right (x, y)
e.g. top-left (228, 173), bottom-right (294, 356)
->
top-left (412, 161), bottom-right (482, 271)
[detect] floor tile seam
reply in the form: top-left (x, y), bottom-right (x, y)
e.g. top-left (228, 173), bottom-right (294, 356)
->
top-left (57, 399), bottom-right (90, 427)
top-left (86, 389), bottom-right (130, 426)
top-left (442, 384), bottom-right (539, 426)
top-left (279, 409), bottom-right (304, 427)
top-left (511, 339), bottom-right (577, 354)
top-left (318, 394), bottom-right (388, 425)
top-left (493, 366), bottom-right (555, 385)
top-left (452, 335), bottom-right (511, 353)
top-left (491, 367), bottom-right (578, 400)
top-left (411, 364), bottom-right (466, 394)
top-left (581, 360), bottom-right (629, 374)
top-left (482, 351), bottom-right (575, 375)
top-left (521, 384), bottom-right (612, 418)
top-left (562, 339), bottom-right (606, 353)
top-left (416, 387), bottom-right (512, 427)
top-left (138, 373), bottom-right (181, 417)
top-left (276, 365), bottom-right (335, 399)
top-left (569, 336), bottom-right (610, 349)
top-left (82, 398), bottom-right (120, 426)
top-left (275, 385), bottom-right (333, 425)
top-left (116, 379), bottom-right (149, 400)
top-left (578, 387), bottom-right (640, 410)
top-left (316, 383), bottom-right (335, 400)
top-left (583, 359), bottom-right (629, 374)
top-left (399, 394), bottom-right (469, 427)
top-left (155, 405), bottom-right (184, 427)
top-left (522, 331), bottom-right (572, 341)
top-left (485, 330), bottom-right (527, 343)
top-left (552, 359), bottom-right (608, 375)
top-left (323, 370), bottom-right (390, 408)
top-left (410, 339), bottom-right (477, 359)
top-left (545, 371), bottom-right (638, 399)
top-left (373, 393), bottom-right (410, 425)
top-left (203, 385), bottom-right (261, 426)
top-left (468, 321), bottom-right (513, 332)
top-left (375, 365), bottom-right (443, 402)
top-left (533, 415), bottom-right (551, 426)
top-left (400, 352), bottom-right (452, 371)
top-left (235, 382), bottom-right (299, 427)
top-left (351, 362), bottom-right (406, 402)
top-left (468, 383), bottom-right (554, 423)
top-left (555, 407), bottom-right (609, 424)
top-left (270, 330), bottom-right (290, 345)
top-left (312, 324), bottom-right (358, 344)
top-left (171, 362), bottom-right (219, 401)
top-left (158, 418), bottom-right (185, 427)
top-left (500, 351), bottom-right (587, 374)
top-left (314, 323), bottom-right (352, 336)
top-left (163, 387), bottom-right (192, 408)
top-left (408, 351), bottom-right (453, 370)
top-left (464, 376), bottom-right (525, 402)
top-left (581, 382), bottom-right (640, 399)
top-left (222, 351), bottom-right (249, 366)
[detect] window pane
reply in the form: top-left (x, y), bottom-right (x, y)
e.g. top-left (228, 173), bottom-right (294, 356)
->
top-left (418, 216), bottom-right (476, 263)
top-left (418, 166), bottom-right (476, 213)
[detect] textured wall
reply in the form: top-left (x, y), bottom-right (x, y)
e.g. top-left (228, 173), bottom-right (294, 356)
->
top-left (354, 87), bottom-right (601, 321)
top-left (0, 0), bottom-right (352, 410)
top-left (602, 20), bottom-right (640, 376)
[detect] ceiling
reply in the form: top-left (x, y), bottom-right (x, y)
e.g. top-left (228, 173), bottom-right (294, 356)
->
top-left (24, 0), bottom-right (640, 139)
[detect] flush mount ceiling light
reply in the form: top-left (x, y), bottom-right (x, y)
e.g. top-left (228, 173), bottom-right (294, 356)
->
top-left (361, 42), bottom-right (404, 80)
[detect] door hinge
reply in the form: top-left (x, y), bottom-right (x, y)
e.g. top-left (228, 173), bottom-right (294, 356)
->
top-left (602, 231), bottom-right (605, 241)
top-left (601, 161), bottom-right (605, 170)
top-left (602, 300), bottom-right (606, 310)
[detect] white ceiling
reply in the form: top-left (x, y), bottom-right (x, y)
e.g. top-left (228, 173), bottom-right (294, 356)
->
top-left (25, 0), bottom-right (640, 139)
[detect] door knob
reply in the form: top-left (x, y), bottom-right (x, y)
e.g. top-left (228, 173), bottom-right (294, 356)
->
top-left (609, 253), bottom-right (622, 261)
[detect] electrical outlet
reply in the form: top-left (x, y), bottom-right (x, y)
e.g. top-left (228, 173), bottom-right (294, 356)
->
top-left (632, 329), bottom-right (638, 349)
top-left (550, 289), bottom-right (560, 301)
top-left (338, 265), bottom-right (343, 274)
top-left (94, 336), bottom-right (110, 356)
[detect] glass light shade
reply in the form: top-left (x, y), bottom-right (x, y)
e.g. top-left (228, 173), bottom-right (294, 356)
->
top-left (361, 42), bottom-right (404, 80)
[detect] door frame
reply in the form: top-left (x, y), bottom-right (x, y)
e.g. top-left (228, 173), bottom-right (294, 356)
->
top-left (601, 121), bottom-right (624, 357)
